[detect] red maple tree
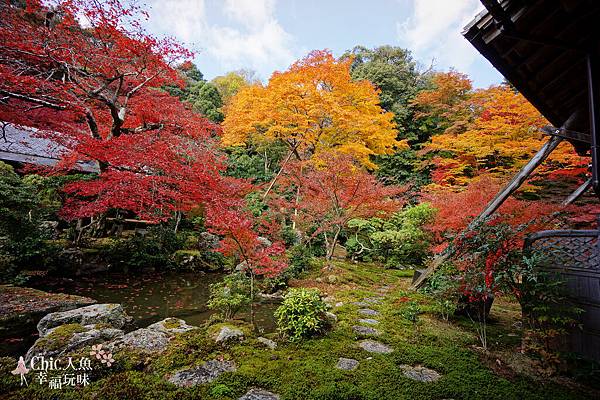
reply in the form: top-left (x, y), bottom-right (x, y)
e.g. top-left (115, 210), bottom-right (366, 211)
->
top-left (423, 176), bottom-right (563, 252)
top-left (271, 154), bottom-right (405, 259)
top-left (0, 0), bottom-right (286, 272)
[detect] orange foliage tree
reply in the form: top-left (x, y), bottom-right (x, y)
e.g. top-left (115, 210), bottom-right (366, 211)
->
top-left (222, 50), bottom-right (400, 169)
top-left (418, 82), bottom-right (586, 187)
top-left (412, 70), bottom-right (473, 137)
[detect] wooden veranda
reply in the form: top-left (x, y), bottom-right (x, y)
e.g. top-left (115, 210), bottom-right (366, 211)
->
top-left (414, 0), bottom-right (600, 362)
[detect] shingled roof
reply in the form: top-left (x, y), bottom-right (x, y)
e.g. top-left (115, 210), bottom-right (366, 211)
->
top-left (463, 0), bottom-right (600, 152)
top-left (0, 123), bottom-right (99, 173)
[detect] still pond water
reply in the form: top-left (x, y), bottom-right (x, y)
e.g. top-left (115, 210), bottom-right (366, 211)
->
top-left (2, 272), bottom-right (277, 357)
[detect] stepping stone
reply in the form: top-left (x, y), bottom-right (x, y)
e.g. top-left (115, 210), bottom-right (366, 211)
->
top-left (363, 297), bottom-right (383, 304)
top-left (336, 357), bottom-right (359, 371)
top-left (359, 318), bottom-right (379, 325)
top-left (352, 325), bottom-right (381, 336)
top-left (358, 308), bottom-right (379, 316)
top-left (168, 360), bottom-right (236, 387)
top-left (359, 340), bottom-right (393, 354)
top-left (353, 301), bottom-right (370, 307)
top-left (400, 365), bottom-right (442, 382)
top-left (239, 388), bottom-right (280, 400)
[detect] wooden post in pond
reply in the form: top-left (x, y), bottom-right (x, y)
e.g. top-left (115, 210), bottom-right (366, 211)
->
top-left (411, 134), bottom-right (564, 289)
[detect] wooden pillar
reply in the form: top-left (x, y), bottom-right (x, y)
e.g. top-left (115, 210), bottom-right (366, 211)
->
top-left (587, 52), bottom-right (600, 196)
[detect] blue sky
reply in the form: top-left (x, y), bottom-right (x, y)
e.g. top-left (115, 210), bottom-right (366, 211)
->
top-left (144, 0), bottom-right (503, 88)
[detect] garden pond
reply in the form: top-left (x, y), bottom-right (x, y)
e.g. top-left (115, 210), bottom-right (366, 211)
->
top-left (0, 272), bottom-right (278, 357)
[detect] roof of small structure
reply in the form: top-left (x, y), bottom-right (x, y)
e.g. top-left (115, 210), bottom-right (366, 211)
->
top-left (463, 0), bottom-right (600, 151)
top-left (0, 123), bottom-right (99, 173)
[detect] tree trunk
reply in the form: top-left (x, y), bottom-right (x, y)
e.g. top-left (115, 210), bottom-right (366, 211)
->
top-left (326, 226), bottom-right (342, 261)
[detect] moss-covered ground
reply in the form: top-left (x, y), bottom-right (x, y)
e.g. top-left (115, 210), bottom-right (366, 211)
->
top-left (1, 260), bottom-right (597, 400)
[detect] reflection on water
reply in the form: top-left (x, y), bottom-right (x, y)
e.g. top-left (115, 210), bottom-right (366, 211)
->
top-left (39, 272), bottom-right (278, 331)
top-left (1, 272), bottom-right (277, 357)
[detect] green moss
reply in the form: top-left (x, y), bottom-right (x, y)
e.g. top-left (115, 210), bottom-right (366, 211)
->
top-left (36, 323), bottom-right (86, 351)
top-left (3, 260), bottom-right (597, 400)
top-left (174, 250), bottom-right (202, 257)
top-left (163, 318), bottom-right (183, 330)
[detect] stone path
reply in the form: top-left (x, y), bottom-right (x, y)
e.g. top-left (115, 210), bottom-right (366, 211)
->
top-left (352, 287), bottom-right (391, 355)
top-left (339, 284), bottom-right (443, 382)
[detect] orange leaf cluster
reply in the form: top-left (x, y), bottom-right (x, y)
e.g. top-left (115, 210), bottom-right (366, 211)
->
top-left (222, 50), bottom-right (401, 169)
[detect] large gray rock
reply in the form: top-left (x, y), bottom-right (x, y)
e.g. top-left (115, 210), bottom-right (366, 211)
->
top-left (359, 340), bottom-right (393, 354)
top-left (109, 328), bottom-right (170, 353)
top-left (336, 357), bottom-right (359, 371)
top-left (235, 260), bottom-right (248, 272)
top-left (239, 388), bottom-right (280, 400)
top-left (147, 318), bottom-right (197, 335)
top-left (400, 365), bottom-right (442, 382)
top-left (25, 324), bottom-right (123, 363)
top-left (168, 359), bottom-right (236, 387)
top-left (214, 326), bottom-right (244, 344)
top-left (37, 304), bottom-right (130, 337)
top-left (198, 232), bottom-right (221, 250)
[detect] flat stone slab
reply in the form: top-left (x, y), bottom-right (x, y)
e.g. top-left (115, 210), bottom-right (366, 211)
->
top-left (359, 340), bottom-right (393, 354)
top-left (0, 285), bottom-right (96, 317)
top-left (169, 359), bottom-right (236, 387)
top-left (0, 285), bottom-right (96, 334)
top-left (37, 303), bottom-right (130, 337)
top-left (400, 365), bottom-right (442, 382)
top-left (239, 388), bottom-right (280, 400)
top-left (336, 357), bottom-right (359, 371)
top-left (358, 318), bottom-right (379, 325)
top-left (352, 301), bottom-right (370, 307)
top-left (352, 325), bottom-right (381, 336)
top-left (358, 309), bottom-right (379, 316)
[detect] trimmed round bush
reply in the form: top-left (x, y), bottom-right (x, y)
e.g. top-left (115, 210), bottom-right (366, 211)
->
top-left (275, 288), bottom-right (327, 342)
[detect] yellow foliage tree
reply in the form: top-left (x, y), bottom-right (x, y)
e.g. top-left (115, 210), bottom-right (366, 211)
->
top-left (222, 50), bottom-right (400, 169)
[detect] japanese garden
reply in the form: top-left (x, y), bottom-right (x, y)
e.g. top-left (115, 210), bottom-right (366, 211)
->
top-left (0, 1), bottom-right (599, 399)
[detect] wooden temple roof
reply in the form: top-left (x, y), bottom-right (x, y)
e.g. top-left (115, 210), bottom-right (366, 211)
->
top-left (463, 0), bottom-right (600, 153)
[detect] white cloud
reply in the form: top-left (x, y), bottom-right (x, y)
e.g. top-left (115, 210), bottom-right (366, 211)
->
top-left (397, 0), bottom-right (484, 73)
top-left (143, 0), bottom-right (295, 79)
